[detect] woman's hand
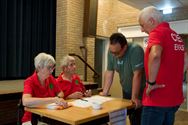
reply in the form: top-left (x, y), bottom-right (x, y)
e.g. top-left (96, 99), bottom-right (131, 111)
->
top-left (84, 89), bottom-right (92, 97)
top-left (54, 97), bottom-right (68, 108)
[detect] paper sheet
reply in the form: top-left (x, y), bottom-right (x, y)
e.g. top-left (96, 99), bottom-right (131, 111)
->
top-left (46, 103), bottom-right (65, 110)
top-left (69, 95), bottom-right (113, 108)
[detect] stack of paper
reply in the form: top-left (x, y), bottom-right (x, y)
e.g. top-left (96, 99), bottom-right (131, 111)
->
top-left (69, 95), bottom-right (113, 108)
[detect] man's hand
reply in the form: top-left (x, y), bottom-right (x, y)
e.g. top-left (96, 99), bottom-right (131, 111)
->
top-left (131, 98), bottom-right (142, 109)
top-left (146, 84), bottom-right (165, 96)
top-left (99, 91), bottom-right (107, 96)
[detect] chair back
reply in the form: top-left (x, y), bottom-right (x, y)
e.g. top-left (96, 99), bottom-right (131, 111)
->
top-left (17, 99), bottom-right (24, 125)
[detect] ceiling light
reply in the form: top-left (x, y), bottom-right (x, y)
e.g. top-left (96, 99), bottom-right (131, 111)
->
top-left (163, 8), bottom-right (172, 14)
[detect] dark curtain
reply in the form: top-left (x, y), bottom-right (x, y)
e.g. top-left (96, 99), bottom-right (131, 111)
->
top-left (0, 0), bottom-right (56, 80)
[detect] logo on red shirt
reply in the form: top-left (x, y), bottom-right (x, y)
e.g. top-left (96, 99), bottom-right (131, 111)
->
top-left (75, 80), bottom-right (79, 85)
top-left (171, 33), bottom-right (184, 51)
top-left (49, 83), bottom-right (54, 89)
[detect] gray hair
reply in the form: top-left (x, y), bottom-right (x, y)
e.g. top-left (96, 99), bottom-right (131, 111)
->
top-left (139, 6), bottom-right (163, 23)
top-left (60, 55), bottom-right (75, 68)
top-left (34, 52), bottom-right (55, 70)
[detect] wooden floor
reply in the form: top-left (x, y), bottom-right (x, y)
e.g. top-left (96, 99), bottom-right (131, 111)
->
top-left (175, 110), bottom-right (188, 125)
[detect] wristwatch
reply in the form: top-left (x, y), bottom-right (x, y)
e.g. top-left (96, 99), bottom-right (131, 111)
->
top-left (147, 80), bottom-right (156, 85)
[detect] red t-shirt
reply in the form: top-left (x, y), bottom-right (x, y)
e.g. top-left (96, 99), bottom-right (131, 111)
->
top-left (22, 72), bottom-right (61, 123)
top-left (56, 73), bottom-right (86, 99)
top-left (143, 22), bottom-right (184, 107)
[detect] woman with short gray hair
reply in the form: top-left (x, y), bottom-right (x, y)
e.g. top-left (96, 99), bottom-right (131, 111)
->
top-left (22, 52), bottom-right (68, 125)
top-left (56, 55), bottom-right (92, 99)
top-left (34, 52), bottom-right (56, 72)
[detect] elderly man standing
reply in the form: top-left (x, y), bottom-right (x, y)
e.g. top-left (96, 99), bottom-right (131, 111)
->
top-left (138, 6), bottom-right (184, 125)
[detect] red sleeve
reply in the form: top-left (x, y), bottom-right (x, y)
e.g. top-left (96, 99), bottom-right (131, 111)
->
top-left (23, 77), bottom-right (33, 95)
top-left (149, 31), bottom-right (164, 48)
top-left (56, 78), bottom-right (73, 99)
top-left (72, 75), bottom-right (86, 93)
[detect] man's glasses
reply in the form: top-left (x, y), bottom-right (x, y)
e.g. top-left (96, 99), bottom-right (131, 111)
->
top-left (110, 47), bottom-right (124, 56)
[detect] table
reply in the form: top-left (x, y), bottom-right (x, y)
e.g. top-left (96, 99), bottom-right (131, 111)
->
top-left (25, 97), bottom-right (134, 125)
top-left (0, 80), bottom-right (24, 124)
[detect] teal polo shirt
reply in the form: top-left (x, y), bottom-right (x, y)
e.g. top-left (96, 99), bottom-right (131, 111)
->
top-left (107, 43), bottom-right (145, 99)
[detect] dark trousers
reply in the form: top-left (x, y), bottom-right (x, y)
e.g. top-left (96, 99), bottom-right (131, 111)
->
top-left (141, 106), bottom-right (179, 125)
top-left (127, 107), bottom-right (142, 125)
top-left (123, 91), bottom-right (142, 125)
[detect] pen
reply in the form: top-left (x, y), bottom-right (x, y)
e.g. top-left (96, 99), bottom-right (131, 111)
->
top-left (80, 98), bottom-right (88, 102)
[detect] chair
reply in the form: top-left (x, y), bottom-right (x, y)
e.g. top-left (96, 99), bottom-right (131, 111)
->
top-left (17, 99), bottom-right (24, 125)
top-left (17, 99), bottom-right (42, 125)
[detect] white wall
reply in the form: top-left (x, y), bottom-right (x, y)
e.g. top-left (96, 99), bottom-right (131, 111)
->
top-left (118, 20), bottom-right (188, 37)
top-left (170, 20), bottom-right (188, 34)
top-left (109, 72), bottom-right (122, 98)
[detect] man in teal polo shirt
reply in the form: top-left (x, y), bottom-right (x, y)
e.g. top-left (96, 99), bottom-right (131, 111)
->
top-left (100, 33), bottom-right (145, 125)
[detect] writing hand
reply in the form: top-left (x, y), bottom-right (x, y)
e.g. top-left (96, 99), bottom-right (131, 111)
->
top-left (84, 89), bottom-right (92, 97)
top-left (54, 97), bottom-right (68, 108)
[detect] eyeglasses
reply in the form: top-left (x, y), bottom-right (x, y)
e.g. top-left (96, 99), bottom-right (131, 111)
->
top-left (47, 65), bottom-right (55, 72)
top-left (110, 47), bottom-right (124, 56)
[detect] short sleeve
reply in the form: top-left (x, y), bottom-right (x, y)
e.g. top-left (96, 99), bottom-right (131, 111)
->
top-left (130, 45), bottom-right (144, 71)
top-left (56, 80), bottom-right (72, 98)
top-left (23, 78), bottom-right (33, 94)
top-left (107, 51), bottom-right (115, 71)
top-left (149, 31), bottom-right (164, 47)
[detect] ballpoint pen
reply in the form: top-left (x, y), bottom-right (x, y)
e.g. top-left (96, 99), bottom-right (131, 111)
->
top-left (80, 98), bottom-right (88, 102)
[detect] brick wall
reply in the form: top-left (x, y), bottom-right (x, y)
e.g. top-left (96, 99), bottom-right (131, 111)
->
top-left (56, 0), bottom-right (85, 79)
top-left (84, 37), bottom-right (95, 81)
top-left (56, 0), bottom-right (140, 82)
top-left (97, 0), bottom-right (140, 37)
top-left (56, 0), bottom-right (97, 82)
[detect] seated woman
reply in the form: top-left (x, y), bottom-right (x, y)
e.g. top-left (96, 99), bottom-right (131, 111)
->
top-left (22, 52), bottom-right (68, 125)
top-left (56, 55), bottom-right (92, 99)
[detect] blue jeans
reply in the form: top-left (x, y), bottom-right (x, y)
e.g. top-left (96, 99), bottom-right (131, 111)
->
top-left (141, 106), bottom-right (179, 125)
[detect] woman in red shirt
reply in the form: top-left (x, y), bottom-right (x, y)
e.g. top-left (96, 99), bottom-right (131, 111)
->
top-left (22, 52), bottom-right (68, 125)
top-left (56, 55), bottom-right (91, 99)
